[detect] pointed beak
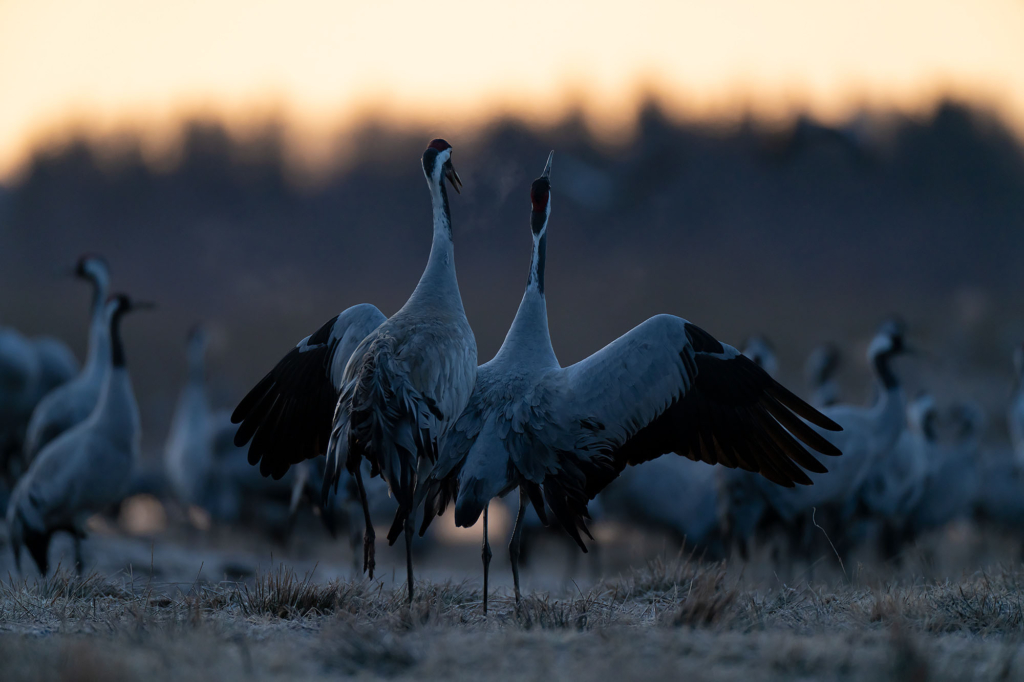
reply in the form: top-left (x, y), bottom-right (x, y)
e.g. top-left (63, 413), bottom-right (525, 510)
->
top-left (444, 161), bottom-right (462, 194)
top-left (541, 150), bottom-right (554, 179)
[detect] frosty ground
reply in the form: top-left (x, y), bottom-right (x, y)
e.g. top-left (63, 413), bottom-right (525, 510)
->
top-left (3, 525), bottom-right (1024, 681)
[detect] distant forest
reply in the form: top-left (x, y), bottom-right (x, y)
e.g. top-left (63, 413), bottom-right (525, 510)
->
top-left (2, 100), bottom-right (1022, 450)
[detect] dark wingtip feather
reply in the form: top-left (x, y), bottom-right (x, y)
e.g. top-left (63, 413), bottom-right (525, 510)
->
top-left (231, 373), bottom-right (274, 424)
top-left (386, 503), bottom-right (413, 546)
top-left (768, 382), bottom-right (843, 432)
top-left (761, 395), bottom-right (842, 459)
top-left (522, 481), bottom-right (549, 526)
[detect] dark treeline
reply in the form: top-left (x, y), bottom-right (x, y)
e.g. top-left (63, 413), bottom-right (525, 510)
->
top-left (2, 100), bottom-right (1023, 451)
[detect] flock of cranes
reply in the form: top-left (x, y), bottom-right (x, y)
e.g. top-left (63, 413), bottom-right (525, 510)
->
top-left (0, 139), bottom-right (1022, 611)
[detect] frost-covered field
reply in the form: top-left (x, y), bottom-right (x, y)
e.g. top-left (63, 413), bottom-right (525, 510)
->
top-left (3, 529), bottom-right (1024, 682)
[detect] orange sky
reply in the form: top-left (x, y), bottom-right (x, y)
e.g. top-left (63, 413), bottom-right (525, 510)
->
top-left (2, 0), bottom-right (1023, 181)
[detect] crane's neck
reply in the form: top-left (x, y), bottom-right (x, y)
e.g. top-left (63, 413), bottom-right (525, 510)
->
top-left (869, 351), bottom-right (906, 452)
top-left (187, 339), bottom-right (207, 385)
top-left (94, 365), bottom-right (142, 451)
top-left (872, 349), bottom-right (899, 392)
top-left (812, 380), bottom-right (839, 408)
top-left (170, 341), bottom-right (210, 439)
top-left (407, 179), bottom-right (463, 311)
top-left (96, 308), bottom-right (141, 446)
top-left (83, 271), bottom-right (111, 376)
top-left (110, 307), bottom-right (129, 369)
top-left (493, 229), bottom-right (558, 367)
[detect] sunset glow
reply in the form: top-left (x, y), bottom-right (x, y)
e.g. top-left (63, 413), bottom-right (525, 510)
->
top-left (2, 0), bottom-right (1023, 180)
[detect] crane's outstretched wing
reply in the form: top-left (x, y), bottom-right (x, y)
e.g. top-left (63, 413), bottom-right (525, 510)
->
top-left (539, 314), bottom-right (842, 547)
top-left (231, 303), bottom-right (386, 479)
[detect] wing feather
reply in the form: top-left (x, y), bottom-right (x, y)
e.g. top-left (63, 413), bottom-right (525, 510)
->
top-left (531, 315), bottom-right (842, 541)
top-left (231, 304), bottom-right (386, 480)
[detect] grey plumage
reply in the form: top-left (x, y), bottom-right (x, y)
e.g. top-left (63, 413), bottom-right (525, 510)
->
top-left (233, 303), bottom-right (389, 478)
top-left (0, 257), bottom-right (87, 470)
top-left (720, 323), bottom-right (913, 561)
top-left (718, 321), bottom-right (912, 561)
top-left (859, 393), bottom-right (933, 523)
top-left (230, 304), bottom-right (389, 536)
top-left (599, 455), bottom-right (723, 556)
top-left (742, 336), bottom-right (778, 378)
top-left (165, 326), bottom-right (216, 507)
top-left (6, 294), bottom-right (146, 575)
top-left (910, 401), bottom-right (983, 534)
top-left (23, 255), bottom-right (112, 462)
top-left (324, 141), bottom-right (476, 600)
top-left (420, 152), bottom-right (842, 608)
top-left (0, 329), bottom-right (77, 479)
top-left (806, 343), bottom-right (842, 408)
top-left (233, 140), bottom-right (476, 602)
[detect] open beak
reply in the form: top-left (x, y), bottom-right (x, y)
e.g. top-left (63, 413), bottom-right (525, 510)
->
top-left (541, 150), bottom-right (554, 179)
top-left (444, 161), bottom-right (462, 194)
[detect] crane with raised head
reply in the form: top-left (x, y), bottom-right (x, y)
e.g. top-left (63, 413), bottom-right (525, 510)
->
top-left (419, 152), bottom-right (843, 611)
top-left (233, 140), bottom-right (476, 603)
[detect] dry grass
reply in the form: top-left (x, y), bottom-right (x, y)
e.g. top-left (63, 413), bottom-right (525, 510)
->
top-left (234, 564), bottom-right (339, 618)
top-left (3, 556), bottom-right (1024, 680)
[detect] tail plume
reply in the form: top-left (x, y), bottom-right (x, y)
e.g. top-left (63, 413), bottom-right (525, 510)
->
top-left (323, 333), bottom-right (440, 542)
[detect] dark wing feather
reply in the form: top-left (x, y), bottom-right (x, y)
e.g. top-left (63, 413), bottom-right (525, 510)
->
top-left (416, 399), bottom-right (486, 536)
top-left (539, 315), bottom-right (842, 543)
top-left (231, 304), bottom-right (386, 480)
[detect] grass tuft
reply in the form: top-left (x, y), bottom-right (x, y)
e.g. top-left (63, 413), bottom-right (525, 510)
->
top-left (233, 564), bottom-right (338, 618)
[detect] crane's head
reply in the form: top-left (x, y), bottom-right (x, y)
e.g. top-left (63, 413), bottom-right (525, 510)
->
top-left (421, 139), bottom-right (462, 194)
top-left (72, 253), bottom-right (109, 285)
top-left (530, 151), bottom-right (554, 235)
top-left (805, 342), bottom-right (841, 385)
top-left (868, 317), bottom-right (913, 360)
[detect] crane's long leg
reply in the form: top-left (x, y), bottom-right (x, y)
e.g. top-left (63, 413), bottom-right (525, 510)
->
top-left (481, 503), bottom-right (492, 614)
top-left (402, 465), bottom-right (421, 604)
top-left (352, 465), bottom-right (376, 579)
top-left (509, 489), bottom-right (528, 605)
top-left (404, 512), bottom-right (415, 603)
